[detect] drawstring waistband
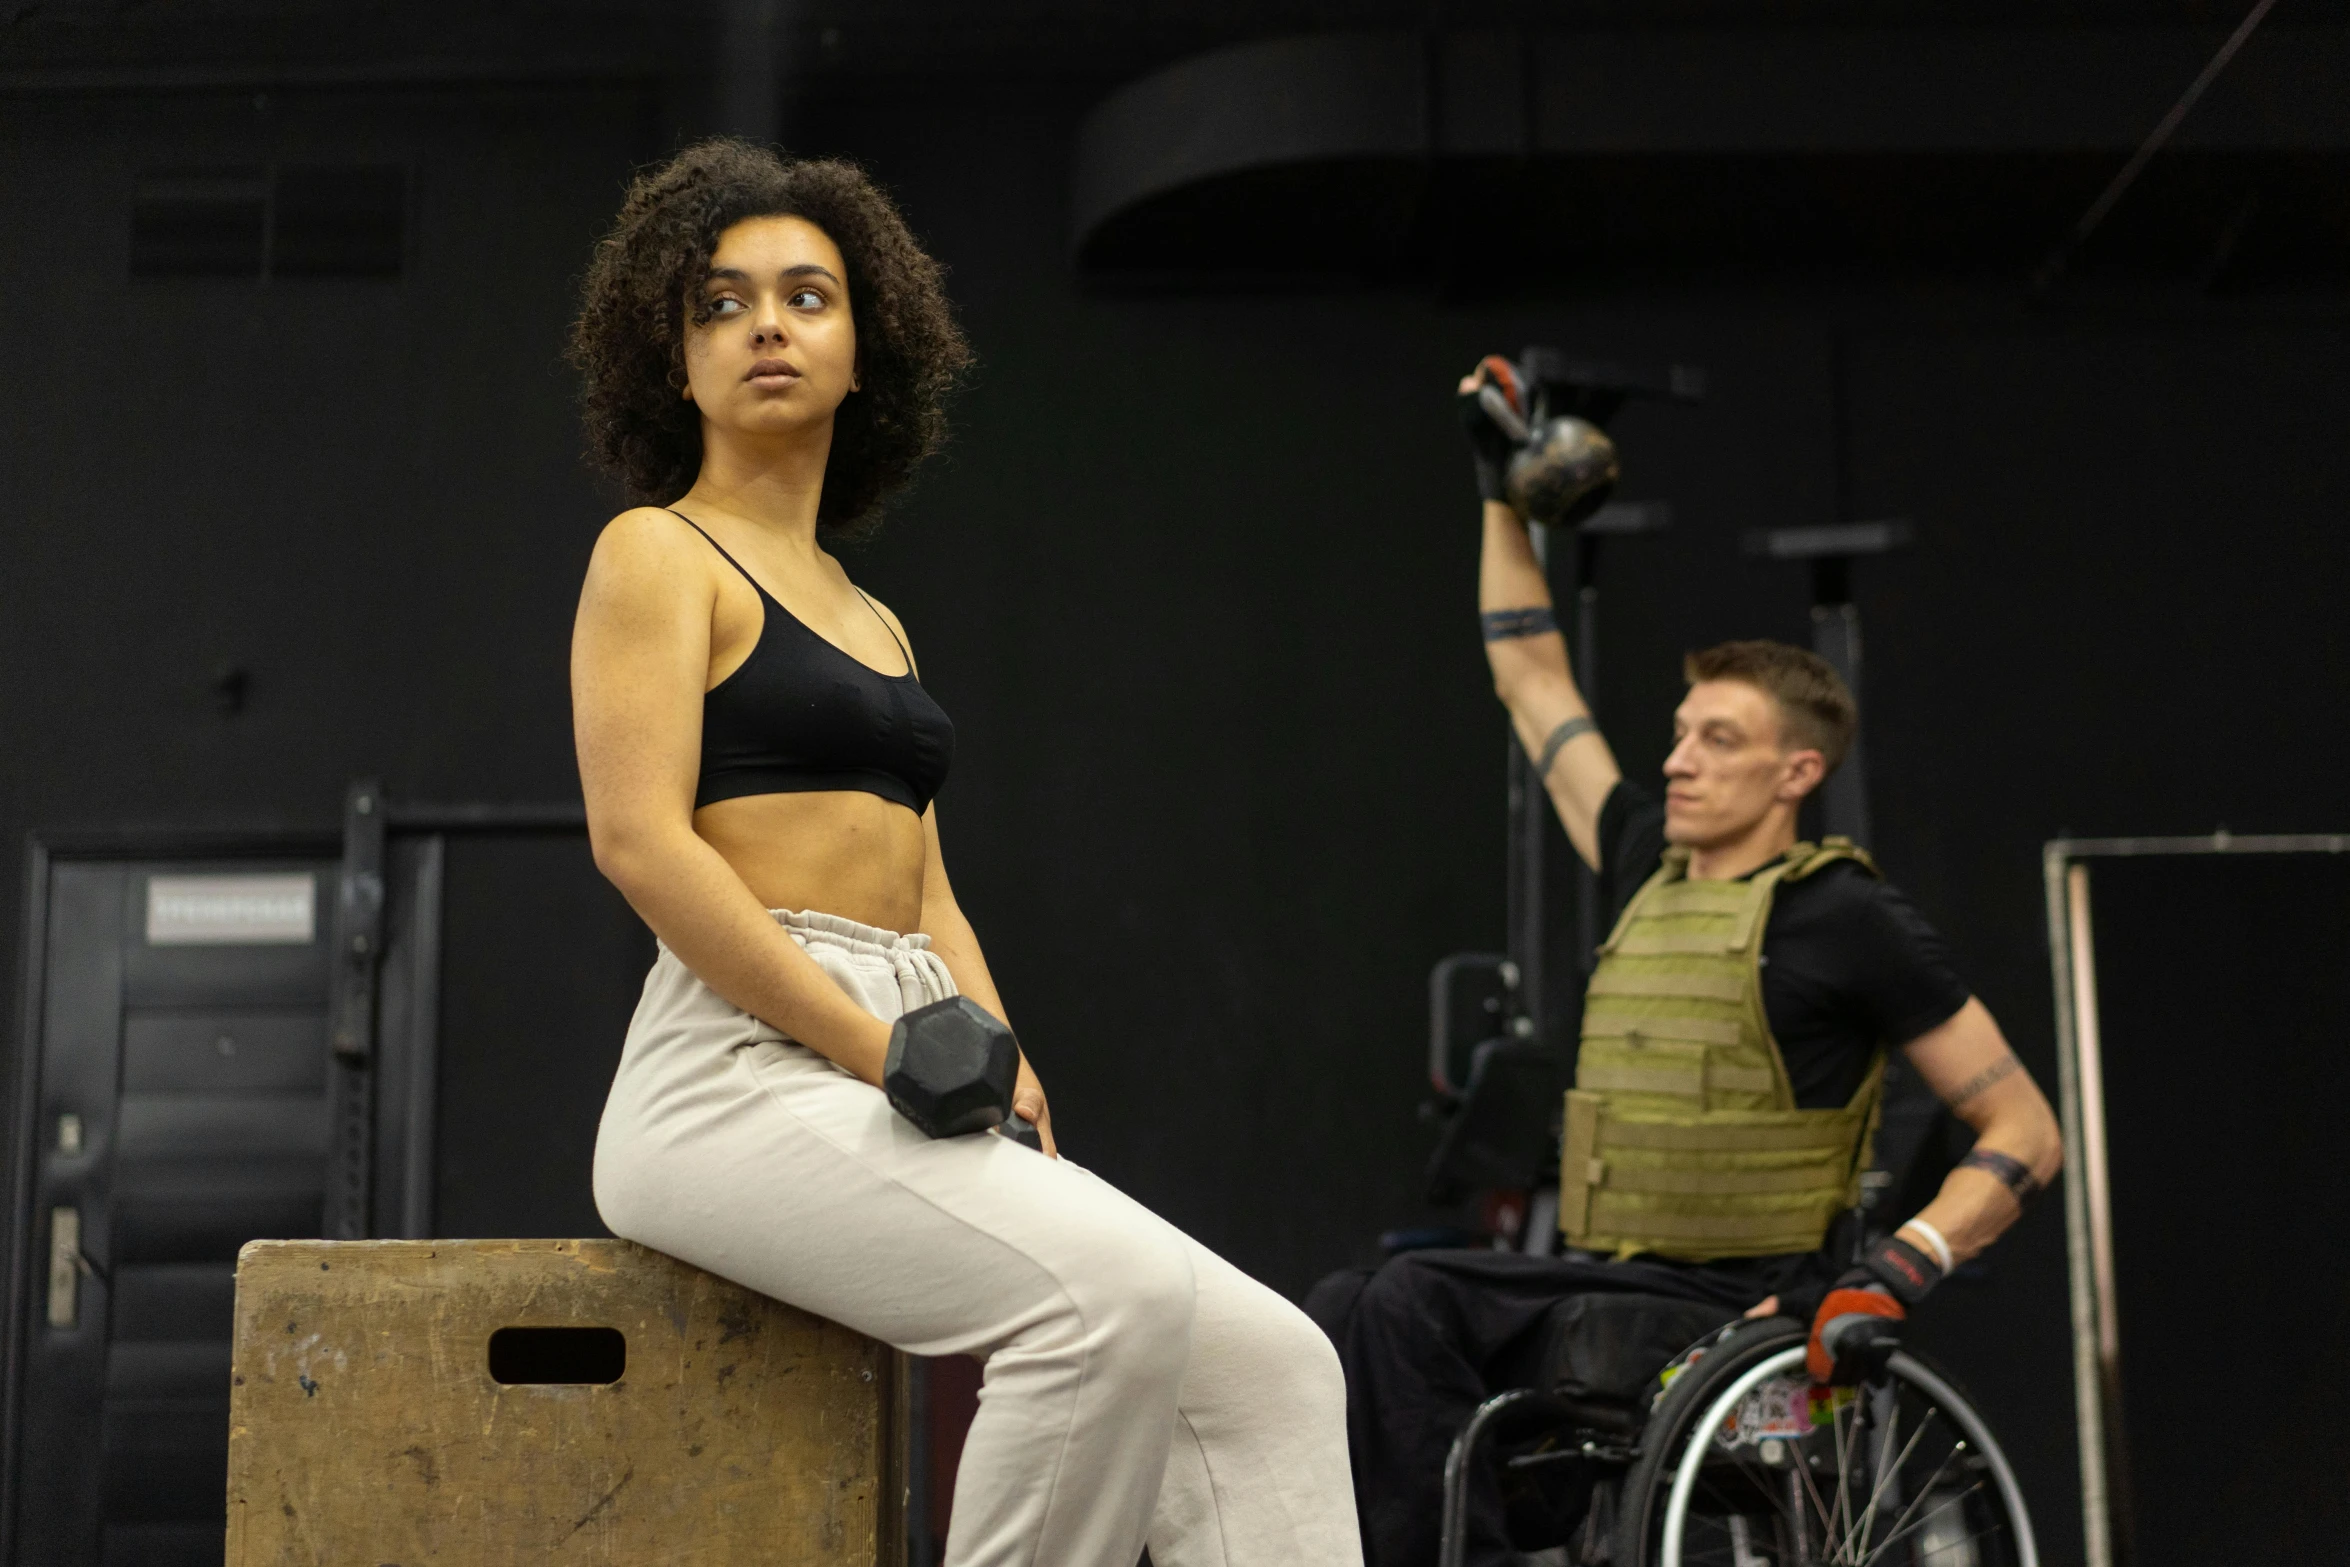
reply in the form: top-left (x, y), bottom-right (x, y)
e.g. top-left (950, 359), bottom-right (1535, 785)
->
top-left (770, 908), bottom-right (955, 1015)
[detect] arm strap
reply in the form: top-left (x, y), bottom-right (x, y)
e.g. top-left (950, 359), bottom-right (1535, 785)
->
top-left (1481, 605), bottom-right (1558, 642)
top-left (1534, 716), bottom-right (1595, 778)
top-left (1957, 1147), bottom-right (2042, 1207)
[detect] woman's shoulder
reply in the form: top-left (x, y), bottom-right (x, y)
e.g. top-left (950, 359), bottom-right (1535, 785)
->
top-left (588, 506), bottom-right (717, 577)
top-left (580, 507), bottom-right (725, 617)
top-left (596, 504), bottom-right (699, 553)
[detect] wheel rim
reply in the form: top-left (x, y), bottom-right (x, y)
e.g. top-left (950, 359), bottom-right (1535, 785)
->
top-left (1658, 1348), bottom-right (2038, 1567)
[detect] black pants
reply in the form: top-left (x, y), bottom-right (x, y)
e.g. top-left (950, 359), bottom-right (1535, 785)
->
top-left (1303, 1247), bottom-right (1831, 1567)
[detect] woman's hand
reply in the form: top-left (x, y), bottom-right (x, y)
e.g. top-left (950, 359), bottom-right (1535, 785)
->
top-left (1013, 1058), bottom-right (1058, 1159)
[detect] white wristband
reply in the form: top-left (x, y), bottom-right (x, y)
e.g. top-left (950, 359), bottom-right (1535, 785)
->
top-left (1899, 1219), bottom-right (1954, 1277)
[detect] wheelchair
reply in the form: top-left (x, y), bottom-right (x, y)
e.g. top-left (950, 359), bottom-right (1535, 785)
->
top-left (1421, 962), bottom-right (2039, 1567)
top-left (1438, 1302), bottom-right (2038, 1567)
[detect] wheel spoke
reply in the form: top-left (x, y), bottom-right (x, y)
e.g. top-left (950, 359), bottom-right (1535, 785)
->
top-left (1848, 1402), bottom-right (1931, 1561)
top-left (1692, 1450), bottom-right (1797, 1564)
top-left (1910, 1513), bottom-right (2013, 1562)
top-left (1830, 1393), bottom-right (1856, 1556)
top-left (1794, 1437), bottom-right (1840, 1553)
top-left (1862, 1450), bottom-right (1982, 1567)
top-left (1867, 1481), bottom-right (1993, 1562)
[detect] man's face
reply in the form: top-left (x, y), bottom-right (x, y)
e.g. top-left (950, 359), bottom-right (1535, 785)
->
top-left (1661, 680), bottom-right (1822, 847)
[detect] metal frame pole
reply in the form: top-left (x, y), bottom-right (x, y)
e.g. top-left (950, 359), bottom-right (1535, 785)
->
top-left (1573, 531), bottom-right (1601, 975)
top-left (2044, 852), bottom-right (2119, 1567)
top-left (324, 780), bottom-right (388, 1240)
top-left (1809, 589), bottom-right (1870, 842)
top-left (2042, 829), bottom-right (2346, 1567)
top-left (1503, 524), bottom-right (1552, 1045)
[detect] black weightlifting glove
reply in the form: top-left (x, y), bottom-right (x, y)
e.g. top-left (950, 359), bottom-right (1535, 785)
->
top-left (1456, 354), bottom-right (1528, 504)
top-left (1805, 1231), bottom-right (1943, 1386)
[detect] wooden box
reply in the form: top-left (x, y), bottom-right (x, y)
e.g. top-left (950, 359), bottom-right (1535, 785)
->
top-left (225, 1238), bottom-right (906, 1564)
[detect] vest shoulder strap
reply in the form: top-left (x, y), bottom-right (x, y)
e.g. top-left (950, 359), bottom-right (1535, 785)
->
top-left (1599, 837), bottom-right (1880, 955)
top-left (1784, 836), bottom-right (1882, 882)
top-left (1596, 852), bottom-right (1687, 955)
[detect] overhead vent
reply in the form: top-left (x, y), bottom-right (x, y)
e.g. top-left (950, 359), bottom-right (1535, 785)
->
top-left (1071, 30), bottom-right (2350, 291)
top-left (132, 165), bottom-right (407, 280)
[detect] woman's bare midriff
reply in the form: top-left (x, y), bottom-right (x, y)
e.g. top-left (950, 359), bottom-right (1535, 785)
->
top-left (693, 791), bottom-right (928, 935)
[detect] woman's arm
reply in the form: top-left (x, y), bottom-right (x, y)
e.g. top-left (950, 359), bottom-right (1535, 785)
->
top-left (572, 509), bottom-right (897, 1084)
top-left (916, 809), bottom-right (1057, 1156)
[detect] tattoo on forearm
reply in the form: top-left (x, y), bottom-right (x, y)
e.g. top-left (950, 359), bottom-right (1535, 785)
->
top-left (1535, 716), bottom-right (1596, 778)
top-left (1958, 1148), bottom-right (2043, 1207)
top-left (1948, 1053), bottom-right (2021, 1106)
top-left (1481, 606), bottom-right (1558, 643)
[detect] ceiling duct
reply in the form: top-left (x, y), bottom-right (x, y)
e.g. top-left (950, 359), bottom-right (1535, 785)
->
top-left (1070, 28), bottom-right (2350, 290)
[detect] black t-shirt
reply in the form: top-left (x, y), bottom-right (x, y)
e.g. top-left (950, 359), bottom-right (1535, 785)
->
top-left (1595, 780), bottom-right (1971, 1109)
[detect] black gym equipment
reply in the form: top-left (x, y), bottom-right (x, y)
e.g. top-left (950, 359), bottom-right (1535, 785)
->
top-left (884, 996), bottom-right (1042, 1149)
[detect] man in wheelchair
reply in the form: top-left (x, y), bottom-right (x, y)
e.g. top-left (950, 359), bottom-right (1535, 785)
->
top-left (1303, 360), bottom-right (2064, 1566)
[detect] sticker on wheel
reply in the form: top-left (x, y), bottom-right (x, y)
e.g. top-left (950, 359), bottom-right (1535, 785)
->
top-left (1715, 1375), bottom-right (1853, 1447)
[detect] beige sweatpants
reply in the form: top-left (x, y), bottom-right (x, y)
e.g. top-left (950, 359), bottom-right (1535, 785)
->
top-left (593, 910), bottom-right (1360, 1567)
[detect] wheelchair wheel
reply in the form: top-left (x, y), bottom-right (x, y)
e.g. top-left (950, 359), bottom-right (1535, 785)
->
top-left (1614, 1320), bottom-right (2037, 1567)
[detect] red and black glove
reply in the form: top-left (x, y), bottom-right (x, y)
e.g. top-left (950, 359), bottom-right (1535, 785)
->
top-left (1456, 355), bottom-right (1528, 503)
top-left (1806, 1231), bottom-right (1943, 1386)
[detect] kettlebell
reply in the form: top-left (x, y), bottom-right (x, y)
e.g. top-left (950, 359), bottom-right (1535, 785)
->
top-left (1476, 377), bottom-right (1622, 529)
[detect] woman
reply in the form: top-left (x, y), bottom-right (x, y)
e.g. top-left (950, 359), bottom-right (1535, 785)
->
top-left (569, 140), bottom-right (1358, 1567)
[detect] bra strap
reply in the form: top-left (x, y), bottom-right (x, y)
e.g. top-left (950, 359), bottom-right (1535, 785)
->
top-left (854, 587), bottom-right (915, 676)
top-left (669, 509), bottom-right (914, 679)
top-left (665, 508), bottom-right (768, 597)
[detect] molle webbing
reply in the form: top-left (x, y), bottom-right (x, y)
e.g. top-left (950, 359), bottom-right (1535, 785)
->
top-left (1559, 1061), bottom-right (1885, 1258)
top-left (1562, 839), bottom-right (1886, 1262)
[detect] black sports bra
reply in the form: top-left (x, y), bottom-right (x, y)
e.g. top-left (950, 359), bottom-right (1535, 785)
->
top-left (671, 511), bottom-right (955, 815)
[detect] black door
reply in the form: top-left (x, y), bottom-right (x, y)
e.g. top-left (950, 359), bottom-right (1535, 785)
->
top-left (10, 849), bottom-right (339, 1565)
top-left (5, 810), bottom-right (637, 1565)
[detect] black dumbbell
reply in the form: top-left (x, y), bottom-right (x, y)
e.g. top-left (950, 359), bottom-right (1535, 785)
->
top-left (883, 997), bottom-right (1042, 1150)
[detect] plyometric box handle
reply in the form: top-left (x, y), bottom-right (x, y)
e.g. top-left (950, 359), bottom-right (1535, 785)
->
top-left (487, 1325), bottom-right (627, 1385)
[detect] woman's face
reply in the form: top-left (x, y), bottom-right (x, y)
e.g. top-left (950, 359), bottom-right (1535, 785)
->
top-left (681, 214), bottom-right (858, 443)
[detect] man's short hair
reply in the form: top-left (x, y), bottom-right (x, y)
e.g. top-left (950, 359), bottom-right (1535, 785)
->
top-left (1683, 640), bottom-right (1857, 775)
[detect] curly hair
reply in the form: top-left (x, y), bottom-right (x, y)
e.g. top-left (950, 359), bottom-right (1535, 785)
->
top-left (569, 138), bottom-right (970, 532)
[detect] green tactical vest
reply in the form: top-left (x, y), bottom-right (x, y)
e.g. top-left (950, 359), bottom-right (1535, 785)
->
top-left (1560, 838), bottom-right (1886, 1262)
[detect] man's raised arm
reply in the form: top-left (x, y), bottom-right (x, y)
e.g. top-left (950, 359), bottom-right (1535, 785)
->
top-left (1464, 362), bottom-right (1623, 868)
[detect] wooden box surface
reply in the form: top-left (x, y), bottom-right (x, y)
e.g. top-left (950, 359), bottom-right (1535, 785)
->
top-left (226, 1238), bottom-right (906, 1565)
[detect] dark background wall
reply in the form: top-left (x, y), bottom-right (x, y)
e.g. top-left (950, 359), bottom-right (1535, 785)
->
top-left (5, 8), bottom-right (2347, 1563)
